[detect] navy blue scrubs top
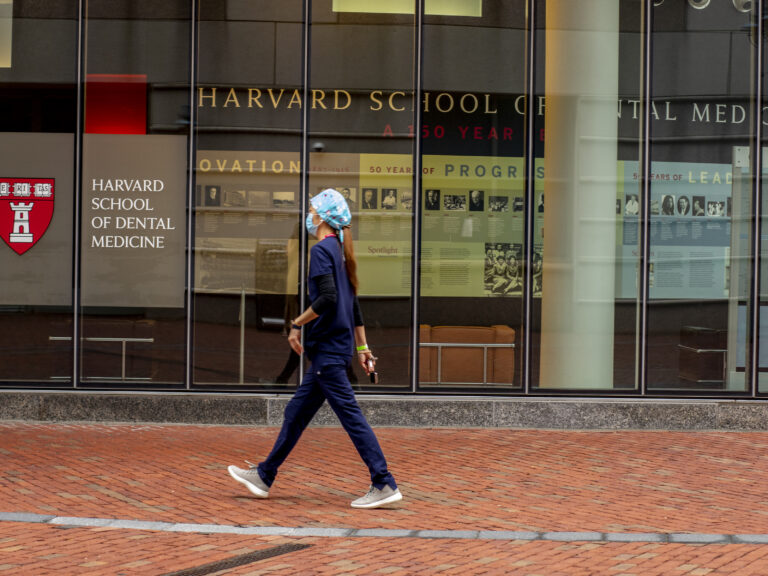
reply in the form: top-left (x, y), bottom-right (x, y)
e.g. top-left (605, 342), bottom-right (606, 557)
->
top-left (304, 236), bottom-right (355, 359)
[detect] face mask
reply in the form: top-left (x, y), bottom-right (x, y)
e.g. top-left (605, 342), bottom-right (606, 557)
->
top-left (305, 213), bottom-right (319, 237)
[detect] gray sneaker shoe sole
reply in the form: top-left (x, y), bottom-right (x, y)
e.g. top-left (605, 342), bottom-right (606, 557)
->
top-left (351, 488), bottom-right (403, 509)
top-left (228, 465), bottom-right (269, 498)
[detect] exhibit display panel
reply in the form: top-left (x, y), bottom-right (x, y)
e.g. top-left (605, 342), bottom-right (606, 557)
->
top-left (79, 1), bottom-right (190, 386)
top-left (646, 0), bottom-right (754, 393)
top-left (530, 0), bottom-right (642, 391)
top-left (417, 1), bottom-right (526, 390)
top-left (0, 1), bottom-right (78, 383)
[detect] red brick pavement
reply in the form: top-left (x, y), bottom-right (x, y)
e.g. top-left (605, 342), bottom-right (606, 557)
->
top-left (3, 423), bottom-right (768, 574)
top-left (4, 524), bottom-right (768, 576)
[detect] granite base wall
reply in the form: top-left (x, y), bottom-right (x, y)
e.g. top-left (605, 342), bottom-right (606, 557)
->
top-left (2, 391), bottom-right (768, 430)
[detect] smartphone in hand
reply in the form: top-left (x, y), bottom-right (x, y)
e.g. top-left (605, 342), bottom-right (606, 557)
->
top-left (366, 358), bottom-right (378, 384)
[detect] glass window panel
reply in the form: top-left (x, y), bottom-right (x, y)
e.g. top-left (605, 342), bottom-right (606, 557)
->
top-left (418, 1), bottom-right (526, 391)
top-left (0, 0), bottom-right (78, 385)
top-left (309, 1), bottom-right (414, 390)
top-left (80, 1), bottom-right (191, 386)
top-left (758, 6), bottom-right (768, 393)
top-left (531, 0), bottom-right (642, 391)
top-left (193, 2), bottom-right (303, 387)
top-left (647, 0), bottom-right (754, 393)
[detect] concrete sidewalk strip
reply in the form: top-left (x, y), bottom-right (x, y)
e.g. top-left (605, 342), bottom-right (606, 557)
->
top-left (476, 530), bottom-right (541, 540)
top-left (542, 531), bottom-right (604, 542)
top-left (49, 516), bottom-right (114, 528)
top-left (236, 526), bottom-right (299, 536)
top-left (733, 534), bottom-right (768, 544)
top-left (604, 532), bottom-right (668, 543)
top-left (415, 529), bottom-right (480, 539)
top-left (2, 512), bottom-right (766, 544)
top-left (290, 527), bottom-right (355, 537)
top-left (108, 519), bottom-right (177, 531)
top-left (668, 533), bottom-right (732, 544)
top-left (350, 528), bottom-right (417, 538)
top-left (0, 512), bottom-right (54, 523)
top-left (166, 523), bottom-right (246, 534)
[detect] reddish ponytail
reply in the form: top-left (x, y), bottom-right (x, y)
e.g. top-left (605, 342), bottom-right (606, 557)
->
top-left (342, 226), bottom-right (359, 295)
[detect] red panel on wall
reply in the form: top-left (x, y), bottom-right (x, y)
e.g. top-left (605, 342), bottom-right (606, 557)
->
top-left (85, 74), bottom-right (147, 134)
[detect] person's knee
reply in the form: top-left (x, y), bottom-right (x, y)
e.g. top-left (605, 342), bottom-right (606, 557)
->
top-left (332, 403), bottom-right (371, 432)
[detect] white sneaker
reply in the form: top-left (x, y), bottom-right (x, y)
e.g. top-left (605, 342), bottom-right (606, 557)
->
top-left (351, 485), bottom-right (403, 509)
top-left (228, 463), bottom-right (270, 498)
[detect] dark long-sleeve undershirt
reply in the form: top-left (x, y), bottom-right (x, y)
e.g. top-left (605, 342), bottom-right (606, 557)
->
top-left (311, 273), bottom-right (364, 326)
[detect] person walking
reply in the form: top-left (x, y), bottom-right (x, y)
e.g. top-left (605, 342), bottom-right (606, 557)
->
top-left (228, 188), bottom-right (402, 509)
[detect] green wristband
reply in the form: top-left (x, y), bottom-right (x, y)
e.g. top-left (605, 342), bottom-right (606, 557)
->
top-left (356, 345), bottom-right (369, 352)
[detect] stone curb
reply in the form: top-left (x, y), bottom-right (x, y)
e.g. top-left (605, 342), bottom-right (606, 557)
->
top-left (2, 391), bottom-right (768, 430)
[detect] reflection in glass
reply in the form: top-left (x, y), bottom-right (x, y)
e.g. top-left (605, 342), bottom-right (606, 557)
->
top-left (0, 2), bottom-right (78, 384)
top-left (418, 1), bottom-right (525, 390)
top-left (193, 2), bottom-right (303, 386)
top-left (308, 5), bottom-right (415, 389)
top-left (532, 0), bottom-right (641, 391)
top-left (193, 150), bottom-right (302, 385)
top-left (759, 30), bottom-right (768, 392)
top-left (647, 1), bottom-right (753, 392)
top-left (80, 1), bottom-right (190, 385)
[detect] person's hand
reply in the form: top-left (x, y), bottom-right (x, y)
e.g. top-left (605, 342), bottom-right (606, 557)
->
top-left (358, 350), bottom-right (374, 373)
top-left (288, 327), bottom-right (303, 355)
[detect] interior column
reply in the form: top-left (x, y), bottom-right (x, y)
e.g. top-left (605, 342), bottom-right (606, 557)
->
top-left (539, 0), bottom-right (619, 389)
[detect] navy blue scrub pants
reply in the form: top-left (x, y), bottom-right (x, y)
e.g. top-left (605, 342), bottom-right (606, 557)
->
top-left (257, 353), bottom-right (396, 491)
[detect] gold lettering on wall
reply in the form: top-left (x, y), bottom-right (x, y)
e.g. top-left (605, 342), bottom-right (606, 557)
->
top-left (287, 90), bottom-right (302, 108)
top-left (335, 90), bottom-right (352, 110)
top-left (199, 87), bottom-right (217, 108)
top-left (196, 86), bottom-right (751, 128)
top-left (312, 89), bottom-right (327, 110)
top-left (223, 88), bottom-right (240, 108)
top-left (248, 88), bottom-right (263, 108)
top-left (197, 86), bottom-right (500, 115)
top-left (198, 157), bottom-right (301, 174)
top-left (369, 91), bottom-right (384, 111)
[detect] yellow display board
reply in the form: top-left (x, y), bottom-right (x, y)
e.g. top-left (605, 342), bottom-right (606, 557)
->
top-left (194, 150), bottom-right (538, 299)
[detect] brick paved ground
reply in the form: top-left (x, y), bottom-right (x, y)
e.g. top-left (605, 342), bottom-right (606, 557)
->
top-left (3, 422), bottom-right (768, 574)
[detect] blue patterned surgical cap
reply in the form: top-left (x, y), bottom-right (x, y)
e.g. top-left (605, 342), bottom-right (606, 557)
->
top-left (310, 188), bottom-right (352, 243)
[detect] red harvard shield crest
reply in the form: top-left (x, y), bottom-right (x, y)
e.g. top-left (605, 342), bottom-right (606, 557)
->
top-left (0, 178), bottom-right (55, 255)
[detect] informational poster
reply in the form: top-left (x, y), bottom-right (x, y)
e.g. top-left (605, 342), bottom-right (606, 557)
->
top-left (420, 155), bottom-right (525, 297)
top-left (194, 150), bottom-right (301, 296)
top-left (193, 151), bottom-right (546, 299)
top-left (81, 134), bottom-right (187, 308)
top-left (356, 153), bottom-right (414, 296)
top-left (0, 132), bottom-right (74, 306)
top-left (618, 160), bottom-right (732, 300)
top-left (193, 149), bottom-right (736, 302)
